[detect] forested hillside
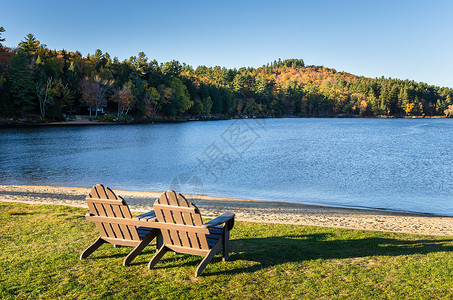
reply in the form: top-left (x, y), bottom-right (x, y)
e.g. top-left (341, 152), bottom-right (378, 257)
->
top-left (1, 29), bottom-right (452, 121)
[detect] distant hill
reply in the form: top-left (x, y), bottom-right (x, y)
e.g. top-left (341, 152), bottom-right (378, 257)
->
top-left (1, 34), bottom-right (452, 121)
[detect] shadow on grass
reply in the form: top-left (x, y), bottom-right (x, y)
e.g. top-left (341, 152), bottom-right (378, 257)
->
top-left (205, 233), bottom-right (453, 276)
top-left (85, 244), bottom-right (192, 268)
top-left (88, 246), bottom-right (206, 268)
top-left (6, 210), bottom-right (32, 216)
top-left (82, 233), bottom-right (453, 275)
top-left (88, 245), bottom-right (157, 262)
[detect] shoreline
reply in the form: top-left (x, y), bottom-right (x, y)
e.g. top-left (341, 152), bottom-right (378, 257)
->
top-left (0, 115), bottom-right (448, 128)
top-left (1, 184), bottom-right (452, 236)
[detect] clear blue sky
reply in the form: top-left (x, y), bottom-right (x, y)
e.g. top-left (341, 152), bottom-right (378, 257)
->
top-left (2, 0), bottom-right (452, 88)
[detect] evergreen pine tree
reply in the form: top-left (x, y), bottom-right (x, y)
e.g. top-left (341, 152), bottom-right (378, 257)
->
top-left (18, 34), bottom-right (40, 54)
top-left (8, 52), bottom-right (35, 117)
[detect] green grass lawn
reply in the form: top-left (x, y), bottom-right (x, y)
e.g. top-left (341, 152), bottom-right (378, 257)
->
top-left (1, 202), bottom-right (453, 299)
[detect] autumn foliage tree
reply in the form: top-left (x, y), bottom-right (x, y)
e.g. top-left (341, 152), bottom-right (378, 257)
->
top-left (79, 78), bottom-right (97, 117)
top-left (444, 105), bottom-right (453, 117)
top-left (0, 31), bottom-right (452, 120)
top-left (112, 84), bottom-right (133, 116)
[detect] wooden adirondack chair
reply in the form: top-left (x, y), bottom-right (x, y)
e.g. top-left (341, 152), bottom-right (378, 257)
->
top-left (80, 184), bottom-right (158, 266)
top-left (148, 190), bottom-right (235, 277)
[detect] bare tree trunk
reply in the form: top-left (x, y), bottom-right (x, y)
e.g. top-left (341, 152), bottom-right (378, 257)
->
top-left (152, 98), bottom-right (165, 117)
top-left (36, 77), bottom-right (52, 118)
top-left (94, 80), bottom-right (109, 119)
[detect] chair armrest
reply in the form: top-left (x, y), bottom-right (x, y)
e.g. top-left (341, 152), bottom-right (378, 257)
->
top-left (134, 210), bottom-right (157, 222)
top-left (204, 212), bottom-right (235, 228)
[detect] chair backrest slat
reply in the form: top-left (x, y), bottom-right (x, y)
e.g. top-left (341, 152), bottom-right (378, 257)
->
top-left (159, 194), bottom-right (182, 246)
top-left (86, 184), bottom-right (140, 241)
top-left (120, 204), bottom-right (140, 240)
top-left (154, 194), bottom-right (174, 245)
top-left (167, 192), bottom-right (191, 248)
top-left (92, 201), bottom-right (117, 237)
top-left (96, 184), bottom-right (108, 199)
top-left (109, 204), bottom-right (131, 240)
top-left (105, 187), bottom-right (118, 200)
top-left (190, 203), bottom-right (209, 249)
top-left (178, 196), bottom-right (199, 249)
top-left (103, 202), bottom-right (123, 238)
top-left (103, 186), bottom-right (135, 239)
top-left (154, 191), bottom-right (210, 250)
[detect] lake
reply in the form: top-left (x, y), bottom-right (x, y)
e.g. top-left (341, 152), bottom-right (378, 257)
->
top-left (1, 118), bottom-right (452, 215)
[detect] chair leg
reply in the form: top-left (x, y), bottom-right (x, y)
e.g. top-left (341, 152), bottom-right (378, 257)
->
top-left (195, 241), bottom-right (222, 277)
top-left (148, 245), bottom-right (169, 269)
top-left (80, 237), bottom-right (106, 260)
top-left (156, 231), bottom-right (163, 249)
top-left (123, 230), bottom-right (158, 266)
top-left (222, 228), bottom-right (230, 262)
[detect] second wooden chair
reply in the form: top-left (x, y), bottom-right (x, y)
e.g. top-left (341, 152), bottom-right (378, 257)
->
top-left (148, 190), bottom-right (235, 277)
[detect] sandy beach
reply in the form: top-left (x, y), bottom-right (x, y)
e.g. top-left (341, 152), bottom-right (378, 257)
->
top-left (1, 184), bottom-right (452, 236)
